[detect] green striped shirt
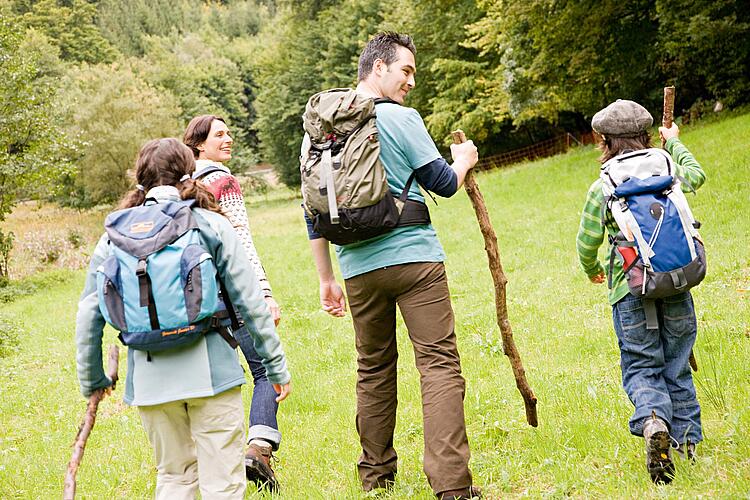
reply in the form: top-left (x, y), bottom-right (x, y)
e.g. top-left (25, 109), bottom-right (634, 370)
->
top-left (576, 137), bottom-right (706, 305)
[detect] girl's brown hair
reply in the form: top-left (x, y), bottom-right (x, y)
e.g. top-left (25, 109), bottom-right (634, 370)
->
top-left (118, 138), bottom-right (222, 213)
top-left (183, 115), bottom-right (226, 159)
top-left (597, 131), bottom-right (652, 164)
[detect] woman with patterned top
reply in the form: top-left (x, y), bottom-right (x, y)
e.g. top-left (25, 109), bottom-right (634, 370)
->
top-left (184, 115), bottom-right (283, 491)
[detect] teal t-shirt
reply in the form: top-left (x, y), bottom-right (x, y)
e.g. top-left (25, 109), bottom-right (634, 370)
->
top-left (335, 102), bottom-right (446, 279)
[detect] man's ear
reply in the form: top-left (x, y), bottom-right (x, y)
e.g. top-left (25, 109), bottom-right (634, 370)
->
top-left (373, 58), bottom-right (386, 77)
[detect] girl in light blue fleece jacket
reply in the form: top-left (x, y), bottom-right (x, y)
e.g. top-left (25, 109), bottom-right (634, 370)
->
top-left (75, 138), bottom-right (291, 499)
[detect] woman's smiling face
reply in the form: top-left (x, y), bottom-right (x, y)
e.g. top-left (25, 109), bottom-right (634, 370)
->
top-left (198, 119), bottom-right (233, 162)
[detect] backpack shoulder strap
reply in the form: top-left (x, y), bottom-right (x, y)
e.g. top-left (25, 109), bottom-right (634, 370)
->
top-left (193, 164), bottom-right (230, 180)
top-left (374, 97), bottom-right (399, 105)
top-left (213, 275), bottom-right (240, 349)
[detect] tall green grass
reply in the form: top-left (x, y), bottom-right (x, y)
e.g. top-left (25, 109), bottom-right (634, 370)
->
top-left (1, 114), bottom-right (748, 498)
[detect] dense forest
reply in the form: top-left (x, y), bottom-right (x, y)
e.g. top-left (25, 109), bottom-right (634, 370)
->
top-left (1, 0), bottom-right (748, 213)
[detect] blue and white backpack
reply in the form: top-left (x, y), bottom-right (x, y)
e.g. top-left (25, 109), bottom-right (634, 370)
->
top-left (96, 199), bottom-right (238, 352)
top-left (601, 148), bottom-right (706, 300)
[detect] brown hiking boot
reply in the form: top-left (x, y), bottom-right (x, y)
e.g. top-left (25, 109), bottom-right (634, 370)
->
top-left (675, 441), bottom-right (697, 461)
top-left (245, 440), bottom-right (278, 492)
top-left (643, 412), bottom-right (675, 484)
top-left (438, 485), bottom-right (482, 499)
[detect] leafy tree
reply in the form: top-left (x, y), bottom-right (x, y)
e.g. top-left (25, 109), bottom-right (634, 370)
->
top-left (96, 0), bottom-right (200, 56)
top-left (377, 0), bottom-right (486, 146)
top-left (380, 0), bottom-right (483, 116)
top-left (427, 58), bottom-right (502, 148)
top-left (18, 27), bottom-right (66, 79)
top-left (97, 0), bottom-right (269, 56)
top-left (251, 0), bottom-right (382, 186)
top-left (657, 0), bottom-right (750, 109)
top-left (135, 29), bottom-right (257, 170)
top-left (203, 0), bottom-right (271, 40)
top-left (57, 63), bottom-right (181, 207)
top-left (18, 0), bottom-right (117, 63)
top-left (0, 18), bottom-right (76, 276)
top-left (465, 0), bottom-right (662, 125)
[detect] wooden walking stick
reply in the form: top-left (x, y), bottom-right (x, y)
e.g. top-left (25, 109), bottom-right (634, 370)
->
top-left (63, 345), bottom-right (120, 500)
top-left (661, 86), bottom-right (698, 373)
top-left (452, 130), bottom-right (538, 427)
top-left (661, 86), bottom-right (675, 149)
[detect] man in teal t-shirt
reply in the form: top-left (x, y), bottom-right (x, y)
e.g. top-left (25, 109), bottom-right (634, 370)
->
top-left (306, 32), bottom-right (481, 500)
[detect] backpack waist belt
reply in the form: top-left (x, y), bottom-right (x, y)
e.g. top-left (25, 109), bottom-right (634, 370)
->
top-left (398, 199), bottom-right (431, 226)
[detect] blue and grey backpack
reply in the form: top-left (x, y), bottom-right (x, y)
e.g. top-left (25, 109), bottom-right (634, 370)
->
top-left (96, 199), bottom-right (238, 353)
top-left (601, 148), bottom-right (706, 309)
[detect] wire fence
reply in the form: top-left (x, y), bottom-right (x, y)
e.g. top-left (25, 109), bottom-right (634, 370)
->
top-left (474, 131), bottom-right (597, 172)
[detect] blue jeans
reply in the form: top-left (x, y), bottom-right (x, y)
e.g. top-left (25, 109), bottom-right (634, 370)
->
top-left (612, 292), bottom-right (702, 445)
top-left (234, 325), bottom-right (281, 450)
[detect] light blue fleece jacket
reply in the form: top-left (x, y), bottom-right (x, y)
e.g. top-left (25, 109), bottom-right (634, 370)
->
top-left (75, 186), bottom-right (290, 406)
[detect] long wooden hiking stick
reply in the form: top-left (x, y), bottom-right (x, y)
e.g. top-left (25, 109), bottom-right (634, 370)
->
top-left (63, 345), bottom-right (119, 500)
top-left (452, 130), bottom-right (538, 427)
top-left (661, 85), bottom-right (698, 373)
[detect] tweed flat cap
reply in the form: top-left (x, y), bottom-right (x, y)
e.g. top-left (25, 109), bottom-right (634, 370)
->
top-left (591, 99), bottom-right (653, 137)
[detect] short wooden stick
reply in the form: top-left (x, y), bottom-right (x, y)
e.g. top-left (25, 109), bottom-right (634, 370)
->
top-left (63, 345), bottom-right (119, 500)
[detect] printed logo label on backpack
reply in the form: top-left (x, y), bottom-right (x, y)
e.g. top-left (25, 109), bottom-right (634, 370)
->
top-left (130, 221), bottom-right (155, 233)
top-left (96, 200), bottom-right (231, 352)
top-left (600, 148), bottom-right (706, 299)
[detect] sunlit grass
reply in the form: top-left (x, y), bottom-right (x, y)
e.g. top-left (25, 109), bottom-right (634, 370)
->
top-left (1, 114), bottom-right (748, 498)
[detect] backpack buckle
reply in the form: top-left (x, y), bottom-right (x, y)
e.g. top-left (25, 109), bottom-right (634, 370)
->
top-left (135, 259), bottom-right (147, 277)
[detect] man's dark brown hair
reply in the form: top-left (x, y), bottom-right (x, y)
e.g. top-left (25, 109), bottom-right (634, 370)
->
top-left (357, 32), bottom-right (416, 82)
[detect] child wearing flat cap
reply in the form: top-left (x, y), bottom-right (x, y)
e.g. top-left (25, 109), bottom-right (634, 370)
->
top-left (575, 99), bottom-right (706, 484)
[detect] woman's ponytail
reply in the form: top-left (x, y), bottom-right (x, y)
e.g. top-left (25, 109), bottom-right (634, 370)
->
top-left (179, 176), bottom-right (222, 215)
top-left (118, 185), bottom-right (146, 209)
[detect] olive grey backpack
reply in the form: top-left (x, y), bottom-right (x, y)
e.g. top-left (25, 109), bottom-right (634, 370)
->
top-left (300, 88), bottom-right (429, 245)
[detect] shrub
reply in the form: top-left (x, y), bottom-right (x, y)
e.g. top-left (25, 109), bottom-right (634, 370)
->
top-left (0, 315), bottom-right (21, 358)
top-left (66, 229), bottom-right (85, 249)
top-left (239, 174), bottom-right (270, 196)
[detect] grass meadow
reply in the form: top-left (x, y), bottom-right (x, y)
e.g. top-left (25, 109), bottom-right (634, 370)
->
top-left (1, 113), bottom-right (749, 498)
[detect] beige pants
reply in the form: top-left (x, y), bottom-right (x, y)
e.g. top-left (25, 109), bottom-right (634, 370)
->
top-left (138, 386), bottom-right (246, 500)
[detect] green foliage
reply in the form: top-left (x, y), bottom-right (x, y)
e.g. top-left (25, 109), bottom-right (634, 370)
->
top-left (657, 0), bottom-right (750, 109)
top-left (18, 27), bottom-right (66, 79)
top-left (251, 0), bottom-right (382, 186)
top-left (96, 0), bottom-right (201, 56)
top-left (134, 29), bottom-right (263, 171)
top-left (465, 0), bottom-right (662, 124)
top-left (239, 174), bottom-right (269, 196)
top-left (380, 0), bottom-right (485, 129)
top-left (16, 0), bottom-right (118, 63)
top-left (427, 58), bottom-right (500, 148)
top-left (96, 0), bottom-right (269, 56)
top-left (202, 0), bottom-right (270, 40)
top-left (56, 63), bottom-right (181, 207)
top-left (0, 267), bottom-right (74, 303)
top-left (0, 18), bottom-right (76, 221)
top-left (66, 228), bottom-right (85, 249)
